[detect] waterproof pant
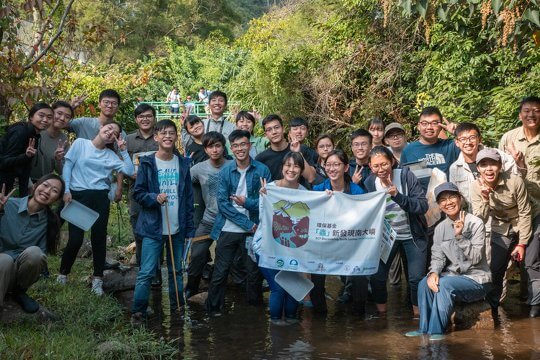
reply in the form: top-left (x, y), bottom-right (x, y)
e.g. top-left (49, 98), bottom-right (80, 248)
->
top-left (59, 189), bottom-right (110, 277)
top-left (132, 234), bottom-right (184, 314)
top-left (525, 214), bottom-right (540, 306)
top-left (206, 232), bottom-right (263, 312)
top-left (418, 275), bottom-right (487, 335)
top-left (0, 247), bottom-right (46, 307)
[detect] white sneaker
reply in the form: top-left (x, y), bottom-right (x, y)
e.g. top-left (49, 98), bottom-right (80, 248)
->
top-left (57, 274), bottom-right (68, 284)
top-left (91, 278), bottom-right (104, 296)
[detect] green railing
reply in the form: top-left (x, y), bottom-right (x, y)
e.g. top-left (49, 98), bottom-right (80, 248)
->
top-left (138, 101), bottom-right (239, 120)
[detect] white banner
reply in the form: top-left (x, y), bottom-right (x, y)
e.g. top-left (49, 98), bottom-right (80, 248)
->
top-left (257, 185), bottom-right (387, 276)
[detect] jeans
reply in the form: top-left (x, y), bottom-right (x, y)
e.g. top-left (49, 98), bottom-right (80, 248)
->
top-left (259, 267), bottom-right (298, 320)
top-left (418, 275), bottom-right (487, 335)
top-left (132, 233), bottom-right (185, 314)
top-left (206, 232), bottom-right (263, 312)
top-left (186, 221), bottom-right (214, 295)
top-left (370, 238), bottom-right (427, 306)
top-left (60, 189), bottom-right (110, 277)
top-left (525, 214), bottom-right (540, 306)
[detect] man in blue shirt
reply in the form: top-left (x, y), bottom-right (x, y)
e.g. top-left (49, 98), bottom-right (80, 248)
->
top-left (206, 130), bottom-right (272, 316)
top-left (400, 106), bottom-right (460, 193)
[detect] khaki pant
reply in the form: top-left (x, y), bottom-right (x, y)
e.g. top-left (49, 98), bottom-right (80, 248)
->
top-left (0, 246), bottom-right (46, 307)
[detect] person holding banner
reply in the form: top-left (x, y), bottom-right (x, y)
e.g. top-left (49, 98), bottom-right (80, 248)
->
top-left (406, 182), bottom-right (491, 340)
top-left (259, 152), bottom-right (307, 324)
top-left (364, 146), bottom-right (428, 318)
top-left (311, 149), bottom-right (368, 315)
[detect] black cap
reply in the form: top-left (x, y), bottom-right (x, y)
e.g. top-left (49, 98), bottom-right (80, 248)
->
top-left (434, 182), bottom-right (461, 201)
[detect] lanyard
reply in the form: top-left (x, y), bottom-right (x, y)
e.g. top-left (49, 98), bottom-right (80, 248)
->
top-left (206, 118), bottom-right (224, 134)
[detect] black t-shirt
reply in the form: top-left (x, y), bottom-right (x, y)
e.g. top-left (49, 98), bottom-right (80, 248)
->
top-left (185, 141), bottom-right (208, 166)
top-left (255, 144), bottom-right (316, 183)
top-left (467, 162), bottom-right (479, 179)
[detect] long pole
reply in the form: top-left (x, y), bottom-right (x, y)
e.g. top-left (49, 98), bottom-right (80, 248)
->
top-left (164, 204), bottom-right (182, 312)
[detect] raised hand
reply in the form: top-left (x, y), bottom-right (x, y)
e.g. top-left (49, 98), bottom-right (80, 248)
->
top-left (54, 139), bottom-right (66, 162)
top-left (26, 138), bottom-right (36, 158)
top-left (505, 142), bottom-right (526, 169)
top-left (440, 117), bottom-right (457, 135)
top-left (0, 183), bottom-right (16, 210)
top-left (381, 175), bottom-right (398, 196)
top-left (259, 177), bottom-right (267, 195)
top-left (70, 93), bottom-right (89, 109)
top-left (115, 134), bottom-right (127, 151)
top-left (454, 210), bottom-right (465, 237)
top-left (352, 166), bottom-right (362, 184)
top-left (477, 178), bottom-right (492, 201)
top-left (288, 132), bottom-right (301, 153)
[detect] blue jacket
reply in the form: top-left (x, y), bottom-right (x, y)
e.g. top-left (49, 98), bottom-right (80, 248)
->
top-left (313, 178), bottom-right (366, 195)
top-left (363, 166), bottom-right (428, 241)
top-left (133, 152), bottom-right (196, 241)
top-left (210, 158), bottom-right (272, 240)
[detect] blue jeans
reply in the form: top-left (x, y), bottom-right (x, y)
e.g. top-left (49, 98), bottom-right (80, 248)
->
top-left (132, 234), bottom-right (185, 314)
top-left (418, 275), bottom-right (487, 335)
top-left (370, 238), bottom-right (427, 306)
top-left (259, 267), bottom-right (298, 320)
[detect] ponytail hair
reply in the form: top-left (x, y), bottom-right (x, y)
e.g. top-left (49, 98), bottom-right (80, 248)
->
top-left (326, 149), bottom-right (352, 193)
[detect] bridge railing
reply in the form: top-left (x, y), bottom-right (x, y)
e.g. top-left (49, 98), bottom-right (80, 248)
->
top-left (138, 101), bottom-right (239, 121)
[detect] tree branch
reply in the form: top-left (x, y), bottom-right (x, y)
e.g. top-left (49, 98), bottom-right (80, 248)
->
top-left (25, 1), bottom-right (61, 62)
top-left (21, 0), bottom-right (75, 74)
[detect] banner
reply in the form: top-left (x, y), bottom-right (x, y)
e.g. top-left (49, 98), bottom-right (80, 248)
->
top-left (257, 185), bottom-right (387, 276)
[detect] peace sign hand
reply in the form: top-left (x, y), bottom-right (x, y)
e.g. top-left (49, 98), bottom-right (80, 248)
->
top-left (352, 166), bottom-right (363, 184)
top-left (0, 183), bottom-right (16, 211)
top-left (505, 142), bottom-right (526, 169)
top-left (115, 135), bottom-right (127, 151)
top-left (382, 175), bottom-right (398, 196)
top-left (440, 117), bottom-right (457, 135)
top-left (26, 138), bottom-right (36, 158)
top-left (288, 132), bottom-right (301, 153)
top-left (477, 178), bottom-right (492, 201)
top-left (454, 210), bottom-right (465, 237)
top-left (54, 139), bottom-right (66, 161)
top-left (259, 177), bottom-right (267, 195)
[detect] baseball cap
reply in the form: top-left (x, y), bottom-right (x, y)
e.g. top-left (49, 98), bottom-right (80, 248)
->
top-left (384, 122), bottom-right (405, 137)
top-left (476, 148), bottom-right (501, 165)
top-left (434, 182), bottom-right (461, 202)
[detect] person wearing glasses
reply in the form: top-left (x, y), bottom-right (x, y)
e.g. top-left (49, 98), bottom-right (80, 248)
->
top-left (311, 149), bottom-right (368, 315)
top-left (450, 122), bottom-right (517, 211)
top-left (383, 122), bottom-right (408, 163)
top-left (255, 115), bottom-right (316, 187)
top-left (364, 146), bottom-right (428, 318)
top-left (126, 104), bottom-right (159, 271)
top-left (400, 107), bottom-right (459, 193)
top-left (313, 134), bottom-right (334, 182)
top-left (348, 129), bottom-right (373, 189)
top-left (67, 89), bottom-right (127, 203)
top-left (206, 130), bottom-right (271, 317)
top-left (405, 182), bottom-right (491, 341)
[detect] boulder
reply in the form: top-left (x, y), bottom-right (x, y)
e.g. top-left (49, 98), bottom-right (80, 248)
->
top-left (0, 299), bottom-right (57, 325)
top-left (102, 266), bottom-right (139, 294)
top-left (450, 301), bottom-right (494, 330)
top-left (187, 291), bottom-right (208, 306)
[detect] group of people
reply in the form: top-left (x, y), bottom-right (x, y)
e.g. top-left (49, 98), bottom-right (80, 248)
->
top-left (0, 88), bottom-right (538, 342)
top-left (166, 87), bottom-right (212, 117)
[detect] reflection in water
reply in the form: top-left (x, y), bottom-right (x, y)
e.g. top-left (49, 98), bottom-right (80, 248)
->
top-left (116, 274), bottom-right (540, 359)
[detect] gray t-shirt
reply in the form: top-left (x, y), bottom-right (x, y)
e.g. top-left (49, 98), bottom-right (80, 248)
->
top-left (69, 117), bottom-right (126, 140)
top-left (30, 130), bottom-right (69, 180)
top-left (191, 159), bottom-right (232, 224)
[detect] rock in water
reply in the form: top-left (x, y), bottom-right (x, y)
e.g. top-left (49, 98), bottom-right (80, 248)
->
top-left (102, 266), bottom-right (139, 293)
top-left (450, 301), bottom-right (494, 330)
top-left (187, 292), bottom-right (208, 306)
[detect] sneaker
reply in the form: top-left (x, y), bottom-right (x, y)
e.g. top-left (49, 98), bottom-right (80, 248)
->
top-left (13, 292), bottom-right (40, 313)
top-left (429, 334), bottom-right (445, 341)
top-left (130, 312), bottom-right (145, 327)
top-left (284, 317), bottom-right (300, 325)
top-left (270, 319), bottom-right (289, 326)
top-left (405, 330), bottom-right (424, 337)
top-left (91, 278), bottom-right (104, 296)
top-left (56, 274), bottom-right (68, 285)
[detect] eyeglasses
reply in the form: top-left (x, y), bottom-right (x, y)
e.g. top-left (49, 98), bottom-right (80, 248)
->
top-left (437, 194), bottom-right (460, 205)
top-left (264, 125), bottom-right (282, 133)
top-left (385, 133), bottom-right (404, 140)
top-left (370, 162), bottom-right (391, 171)
top-left (102, 100), bottom-right (119, 107)
top-left (137, 114), bottom-right (154, 120)
top-left (456, 135), bottom-right (479, 143)
top-left (158, 131), bottom-right (176, 137)
top-left (352, 142), bottom-right (370, 149)
top-left (231, 142), bottom-right (249, 150)
top-left (324, 162), bottom-right (344, 169)
top-left (419, 121), bottom-right (440, 127)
